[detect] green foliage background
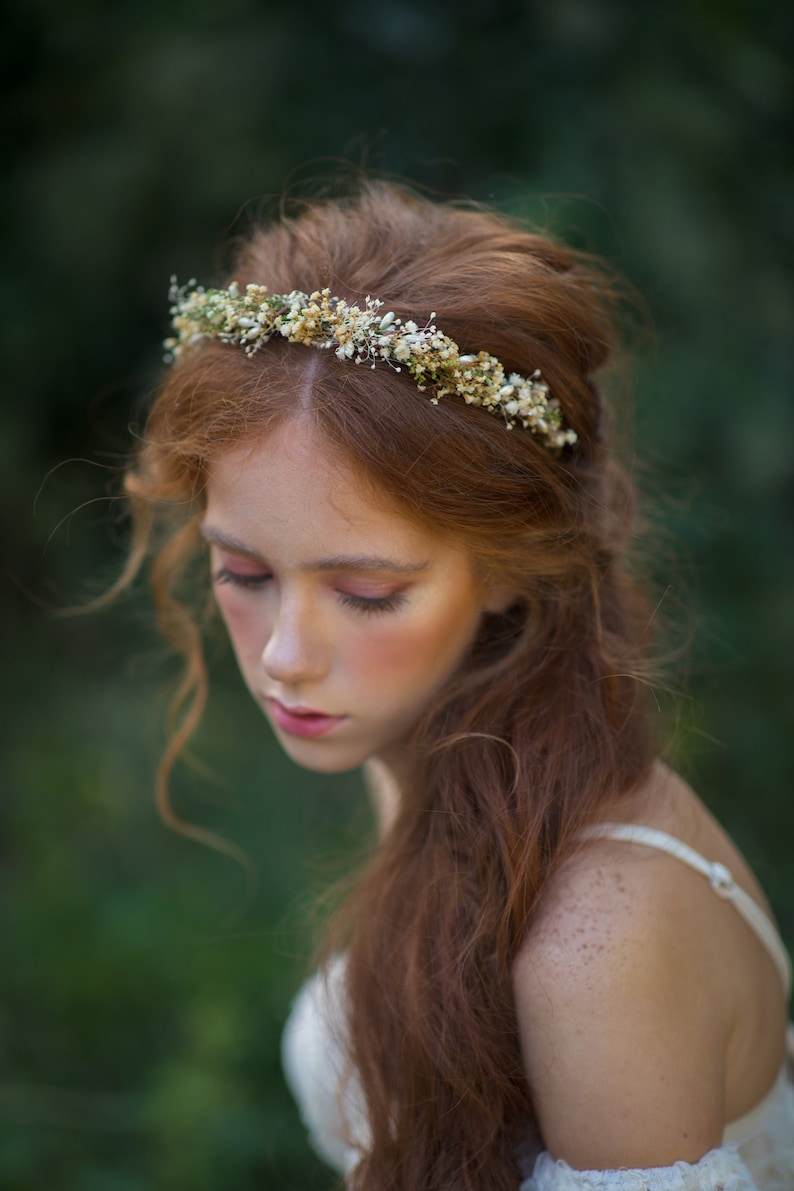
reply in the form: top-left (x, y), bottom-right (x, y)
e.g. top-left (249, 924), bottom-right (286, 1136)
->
top-left (2, 1), bottom-right (792, 1187)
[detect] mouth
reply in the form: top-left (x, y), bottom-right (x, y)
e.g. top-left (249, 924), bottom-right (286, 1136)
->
top-left (266, 698), bottom-right (348, 739)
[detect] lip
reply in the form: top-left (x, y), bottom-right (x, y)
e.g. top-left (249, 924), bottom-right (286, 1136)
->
top-left (266, 698), bottom-right (348, 739)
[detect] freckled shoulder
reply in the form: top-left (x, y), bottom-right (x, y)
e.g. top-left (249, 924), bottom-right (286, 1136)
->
top-left (512, 836), bottom-right (730, 1170)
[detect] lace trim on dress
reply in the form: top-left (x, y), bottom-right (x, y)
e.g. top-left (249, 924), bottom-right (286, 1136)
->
top-left (522, 1145), bottom-right (759, 1190)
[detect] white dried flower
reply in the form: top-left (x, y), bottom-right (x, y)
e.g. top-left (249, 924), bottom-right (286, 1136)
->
top-left (165, 280), bottom-right (578, 453)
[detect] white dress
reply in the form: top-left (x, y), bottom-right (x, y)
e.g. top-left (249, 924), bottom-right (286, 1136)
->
top-left (282, 825), bottom-right (794, 1190)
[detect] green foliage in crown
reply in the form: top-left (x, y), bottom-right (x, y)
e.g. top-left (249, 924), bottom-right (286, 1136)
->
top-left (167, 280), bottom-right (577, 453)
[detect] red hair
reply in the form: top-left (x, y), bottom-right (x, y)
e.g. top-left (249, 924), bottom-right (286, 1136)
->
top-left (123, 183), bottom-right (658, 1189)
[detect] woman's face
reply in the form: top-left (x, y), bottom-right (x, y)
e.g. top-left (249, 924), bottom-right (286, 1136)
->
top-left (203, 417), bottom-right (504, 776)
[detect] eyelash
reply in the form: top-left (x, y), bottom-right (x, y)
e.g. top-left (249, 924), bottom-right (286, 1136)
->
top-left (213, 566), bottom-right (270, 589)
top-left (212, 567), bottom-right (406, 616)
top-left (338, 591), bottom-right (406, 616)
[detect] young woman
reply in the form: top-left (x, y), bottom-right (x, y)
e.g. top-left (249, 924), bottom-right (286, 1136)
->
top-left (122, 183), bottom-right (792, 1189)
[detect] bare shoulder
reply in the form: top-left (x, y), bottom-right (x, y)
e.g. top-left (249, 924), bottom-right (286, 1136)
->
top-left (512, 821), bottom-right (731, 1169)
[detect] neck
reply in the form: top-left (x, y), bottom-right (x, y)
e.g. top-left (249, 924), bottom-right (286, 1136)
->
top-left (364, 753), bottom-right (410, 837)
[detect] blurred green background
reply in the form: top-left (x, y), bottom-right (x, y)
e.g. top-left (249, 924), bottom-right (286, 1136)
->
top-left (2, 1), bottom-right (792, 1188)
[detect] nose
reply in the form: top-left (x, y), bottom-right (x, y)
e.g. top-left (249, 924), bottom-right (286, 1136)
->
top-left (261, 591), bottom-right (328, 686)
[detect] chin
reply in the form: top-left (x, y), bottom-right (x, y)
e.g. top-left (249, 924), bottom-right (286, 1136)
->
top-left (292, 753), bottom-right (364, 775)
top-left (274, 734), bottom-right (371, 775)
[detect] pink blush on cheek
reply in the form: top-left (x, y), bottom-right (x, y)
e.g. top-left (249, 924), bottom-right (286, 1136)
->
top-left (348, 609), bottom-right (478, 694)
top-left (214, 590), bottom-right (271, 662)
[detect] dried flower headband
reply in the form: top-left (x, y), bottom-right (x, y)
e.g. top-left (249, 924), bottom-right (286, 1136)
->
top-left (165, 279), bottom-right (578, 453)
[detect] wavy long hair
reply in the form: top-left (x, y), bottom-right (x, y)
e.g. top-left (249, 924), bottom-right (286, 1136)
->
top-left (122, 183), bottom-right (659, 1189)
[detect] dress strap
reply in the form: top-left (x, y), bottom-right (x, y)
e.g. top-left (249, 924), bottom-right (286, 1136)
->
top-left (579, 823), bottom-right (792, 996)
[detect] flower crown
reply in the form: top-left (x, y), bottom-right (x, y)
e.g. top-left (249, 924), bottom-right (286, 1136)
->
top-left (165, 279), bottom-right (578, 452)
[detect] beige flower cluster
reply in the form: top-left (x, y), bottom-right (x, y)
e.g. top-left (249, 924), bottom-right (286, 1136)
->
top-left (166, 280), bottom-right (578, 452)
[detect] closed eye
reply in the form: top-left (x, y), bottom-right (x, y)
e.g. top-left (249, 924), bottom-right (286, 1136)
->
top-left (213, 566), bottom-right (271, 589)
top-left (338, 591), bottom-right (407, 615)
top-left (212, 563), bottom-right (407, 612)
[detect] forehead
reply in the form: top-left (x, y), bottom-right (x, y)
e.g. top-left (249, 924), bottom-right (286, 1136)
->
top-left (204, 417), bottom-right (444, 562)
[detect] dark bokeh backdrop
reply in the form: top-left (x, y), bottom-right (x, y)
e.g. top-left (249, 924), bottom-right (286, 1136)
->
top-left (2, 1), bottom-right (792, 1188)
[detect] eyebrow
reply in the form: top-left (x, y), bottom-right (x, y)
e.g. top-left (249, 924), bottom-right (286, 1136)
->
top-left (199, 525), bottom-right (429, 574)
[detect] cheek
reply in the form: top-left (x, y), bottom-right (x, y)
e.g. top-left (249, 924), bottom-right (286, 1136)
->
top-left (215, 590), bottom-right (271, 666)
top-left (346, 602), bottom-right (480, 692)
